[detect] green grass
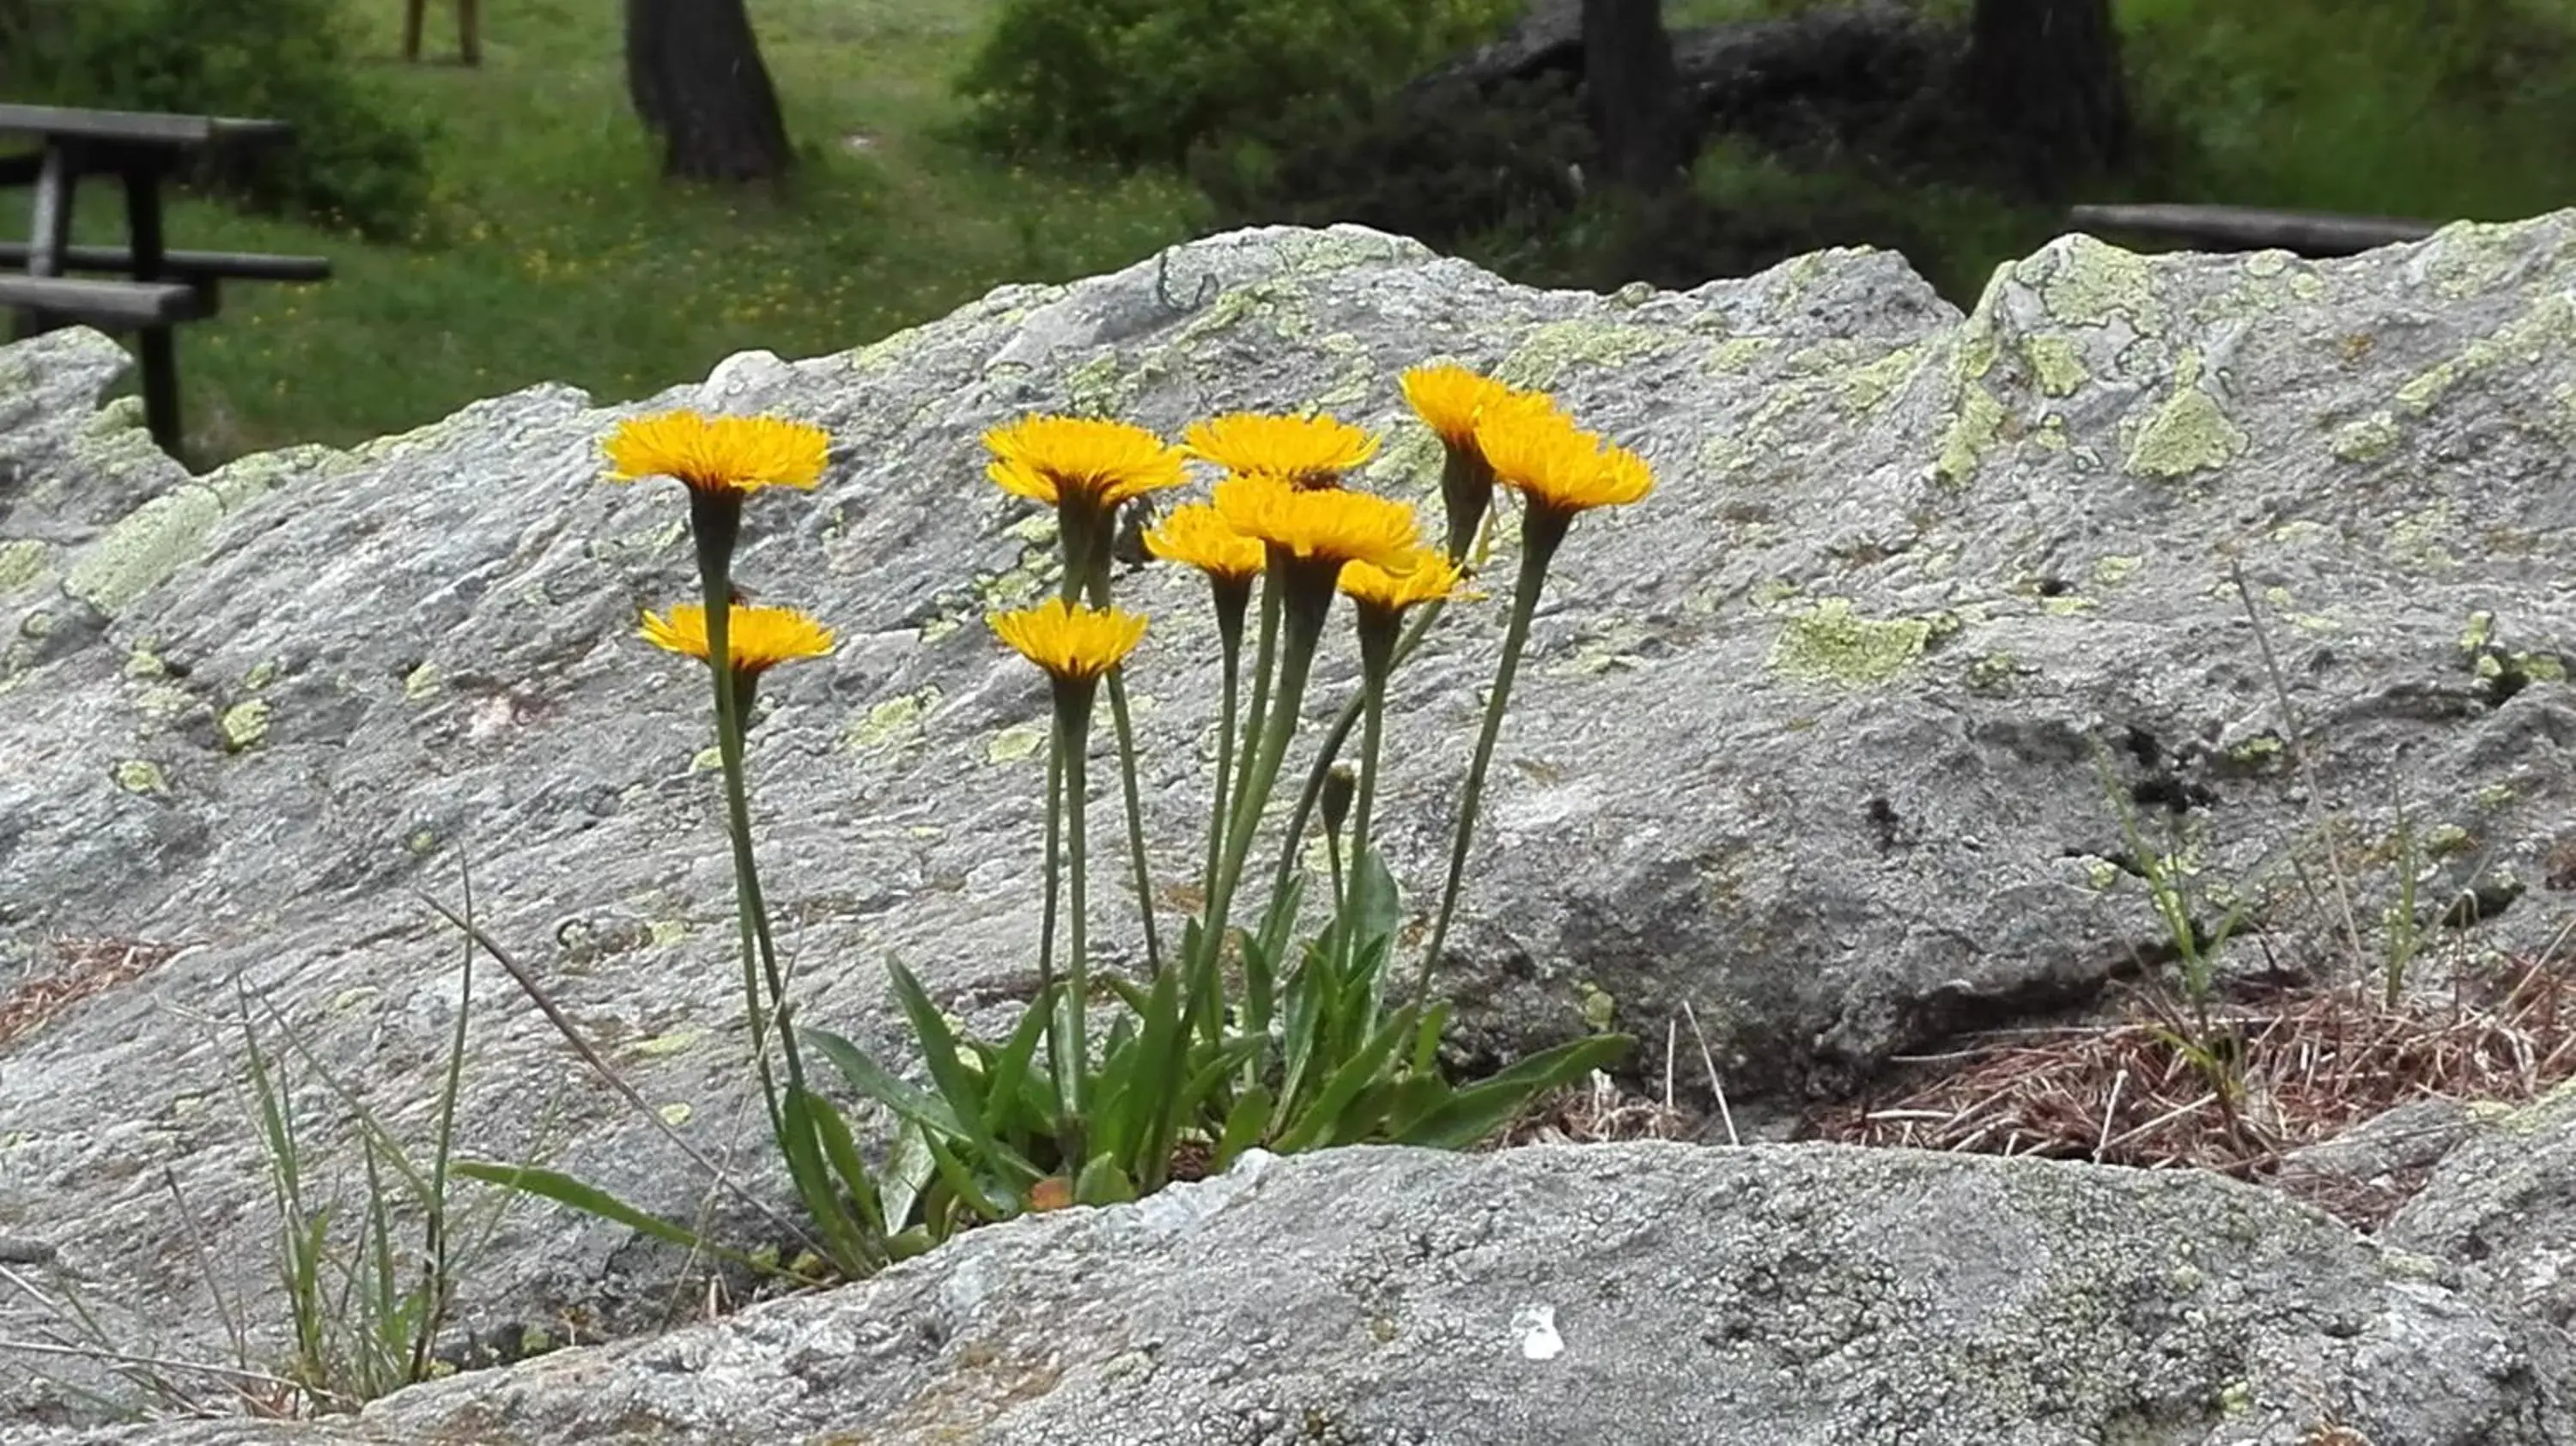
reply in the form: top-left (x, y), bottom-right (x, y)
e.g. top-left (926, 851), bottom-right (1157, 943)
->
top-left (10, 0), bottom-right (1207, 462)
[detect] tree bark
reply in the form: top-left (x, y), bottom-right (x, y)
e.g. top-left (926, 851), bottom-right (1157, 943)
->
top-left (1581, 0), bottom-right (1698, 194)
top-left (624, 0), bottom-right (793, 183)
top-left (1967, 0), bottom-right (2129, 197)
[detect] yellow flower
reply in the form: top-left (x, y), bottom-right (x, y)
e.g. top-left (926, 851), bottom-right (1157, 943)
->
top-left (1143, 502), bottom-right (1265, 582)
top-left (605, 411), bottom-right (828, 496)
top-left (640, 603), bottom-right (835, 672)
top-left (1339, 547), bottom-right (1467, 614)
top-left (1184, 413), bottom-right (1379, 488)
top-left (991, 598), bottom-right (1148, 684)
top-left (1400, 364), bottom-right (1516, 449)
top-left (983, 416), bottom-right (1188, 510)
top-left (1475, 405), bottom-right (1655, 516)
top-left (1212, 473), bottom-right (1421, 569)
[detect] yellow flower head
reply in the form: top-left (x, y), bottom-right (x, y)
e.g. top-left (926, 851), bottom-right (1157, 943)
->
top-left (639, 603), bottom-right (835, 673)
top-left (991, 598), bottom-right (1148, 684)
top-left (1475, 405), bottom-right (1656, 517)
top-left (1400, 364), bottom-right (1516, 450)
top-left (1339, 546), bottom-right (1467, 615)
top-left (605, 411), bottom-right (829, 496)
top-left (983, 416), bottom-right (1188, 511)
top-left (1212, 473), bottom-right (1421, 569)
top-left (1143, 501), bottom-right (1265, 582)
top-left (1184, 413), bottom-right (1380, 489)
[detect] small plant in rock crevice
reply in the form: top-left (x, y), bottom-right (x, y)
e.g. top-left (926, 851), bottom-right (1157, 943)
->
top-left (454, 366), bottom-right (1645, 1278)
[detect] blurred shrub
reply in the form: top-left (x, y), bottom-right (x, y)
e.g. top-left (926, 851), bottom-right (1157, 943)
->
top-left (5, 0), bottom-right (433, 239)
top-left (958, 0), bottom-right (1520, 166)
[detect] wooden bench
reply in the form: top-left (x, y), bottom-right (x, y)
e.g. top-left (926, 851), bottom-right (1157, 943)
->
top-left (2, 103), bottom-right (322, 459)
top-left (0, 275), bottom-right (207, 328)
top-left (2068, 204), bottom-right (2442, 259)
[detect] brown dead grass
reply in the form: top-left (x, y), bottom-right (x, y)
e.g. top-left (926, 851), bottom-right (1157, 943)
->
top-left (0, 936), bottom-right (193, 1050)
top-left (1806, 948), bottom-right (2576, 1226)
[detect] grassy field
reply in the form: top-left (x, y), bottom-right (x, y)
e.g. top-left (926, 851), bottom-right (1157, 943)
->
top-left (12, 0), bottom-right (2576, 465)
top-left (12, 0), bottom-right (1208, 462)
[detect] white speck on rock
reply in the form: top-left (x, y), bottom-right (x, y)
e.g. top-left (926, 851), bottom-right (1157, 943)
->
top-left (1512, 1303), bottom-right (1564, 1361)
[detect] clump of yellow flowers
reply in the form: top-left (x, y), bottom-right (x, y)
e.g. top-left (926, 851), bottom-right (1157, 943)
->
top-left (469, 368), bottom-right (1654, 1279)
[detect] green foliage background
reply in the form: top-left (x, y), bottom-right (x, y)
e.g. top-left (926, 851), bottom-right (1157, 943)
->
top-left (3, 0), bottom-right (2575, 461)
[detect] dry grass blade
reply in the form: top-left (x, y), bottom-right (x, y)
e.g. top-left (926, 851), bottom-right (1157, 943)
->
top-left (1808, 954), bottom-right (2576, 1226)
top-left (0, 938), bottom-right (194, 1050)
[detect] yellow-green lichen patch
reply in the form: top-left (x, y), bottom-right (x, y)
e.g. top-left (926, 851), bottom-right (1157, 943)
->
top-left (403, 662), bottom-right (442, 701)
top-left (132, 683), bottom-right (193, 721)
top-left (2242, 251), bottom-right (2291, 280)
top-left (1934, 384), bottom-right (2008, 487)
top-left (62, 485), bottom-right (225, 616)
top-left (0, 538), bottom-right (53, 596)
top-left (634, 1028), bottom-right (703, 1059)
top-left (204, 443), bottom-right (347, 513)
top-left (1493, 320), bottom-right (1677, 392)
top-left (1703, 336), bottom-right (1777, 374)
top-left (1175, 281), bottom-right (1311, 349)
top-left (2020, 333), bottom-right (2089, 398)
top-left (1311, 331), bottom-right (1376, 408)
top-left (2029, 234), bottom-right (2164, 335)
top-left (844, 688), bottom-right (941, 758)
top-left (657, 1102), bottom-right (693, 1127)
top-left (2091, 555), bottom-right (2144, 587)
top-left (1061, 354), bottom-right (1129, 416)
top-left (2330, 410), bottom-right (2402, 463)
top-left (1357, 423), bottom-right (1443, 499)
top-left (2393, 291), bottom-right (2576, 417)
top-left (987, 722), bottom-right (1047, 764)
top-left (690, 745), bottom-right (722, 773)
top-left (2123, 387), bottom-right (2248, 478)
top-left (243, 658), bottom-right (282, 691)
top-left (2476, 781), bottom-right (2517, 808)
top-left (218, 699), bottom-right (271, 752)
top-left (122, 645), bottom-right (165, 679)
top-left (406, 827), bottom-right (441, 855)
top-left (113, 759), bottom-right (168, 794)
top-left (2385, 503), bottom-right (2463, 572)
top-left (1768, 598), bottom-right (1931, 688)
top-left (1835, 344), bottom-right (1925, 416)
top-left (2426, 219), bottom-right (2549, 299)
top-left (1578, 981), bottom-right (1617, 1031)
top-left (1965, 652), bottom-right (2020, 696)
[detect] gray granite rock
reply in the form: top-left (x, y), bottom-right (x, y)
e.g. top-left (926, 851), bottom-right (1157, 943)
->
top-left (2385, 1081), bottom-right (2576, 1334)
top-left (20, 1142), bottom-right (2576, 1445)
top-left (2, 217), bottom-right (2573, 1425)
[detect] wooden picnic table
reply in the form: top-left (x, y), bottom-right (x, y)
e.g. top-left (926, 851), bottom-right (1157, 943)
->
top-left (1, 103), bottom-right (331, 457)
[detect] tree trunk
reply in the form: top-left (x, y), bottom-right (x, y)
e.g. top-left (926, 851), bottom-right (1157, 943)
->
top-left (1581, 0), bottom-right (1698, 194)
top-left (1967, 0), bottom-right (2129, 197)
top-left (623, 0), bottom-right (793, 183)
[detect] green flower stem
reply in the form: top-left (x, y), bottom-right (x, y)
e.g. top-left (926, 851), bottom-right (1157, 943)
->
top-left (1054, 677), bottom-right (1103, 1139)
top-left (1200, 563), bottom-right (1332, 1005)
top-left (684, 492), bottom-right (807, 1143)
top-left (1269, 595), bottom-right (1449, 902)
top-left (1409, 507), bottom-right (1571, 1013)
top-left (1346, 611), bottom-right (1397, 933)
top-left (1199, 585), bottom-right (1249, 942)
top-left (1076, 553), bottom-right (1164, 981)
top-left (1036, 742), bottom-right (1066, 1106)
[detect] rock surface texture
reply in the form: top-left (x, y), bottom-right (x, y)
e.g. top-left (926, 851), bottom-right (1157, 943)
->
top-left (22, 1142), bottom-right (2576, 1445)
top-left (3, 216), bottom-right (2573, 1440)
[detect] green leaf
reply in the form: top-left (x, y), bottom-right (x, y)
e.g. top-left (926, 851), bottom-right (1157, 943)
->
top-left (1394, 1034), bottom-right (1636, 1150)
top-left (1214, 1084), bottom-right (1273, 1169)
top-left (803, 1026), bottom-right (963, 1136)
top-left (885, 960), bottom-right (1018, 1170)
top-left (920, 1130), bottom-right (1007, 1223)
top-left (1073, 1155), bottom-right (1137, 1207)
top-left (779, 1088), bottom-right (872, 1273)
top-left (878, 1122), bottom-right (936, 1238)
top-left (1407, 1001), bottom-right (1451, 1078)
top-left (1272, 1010), bottom-right (1412, 1153)
top-left (451, 1161), bottom-right (774, 1274)
top-left (800, 1087), bottom-right (889, 1248)
top-left (981, 987), bottom-right (1056, 1141)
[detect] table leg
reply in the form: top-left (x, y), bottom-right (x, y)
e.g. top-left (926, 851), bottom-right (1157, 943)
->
top-left (10, 143), bottom-right (77, 342)
top-left (122, 164), bottom-right (183, 458)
